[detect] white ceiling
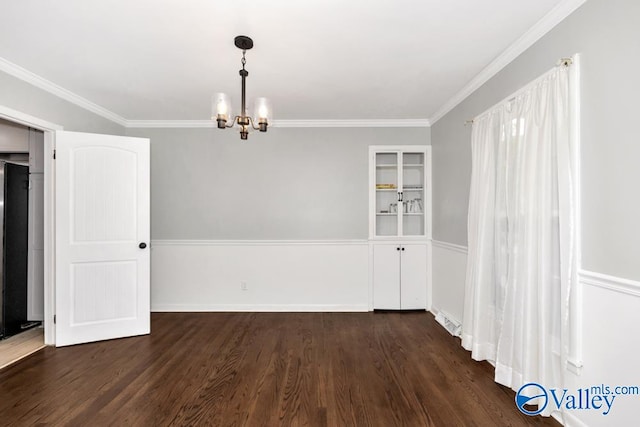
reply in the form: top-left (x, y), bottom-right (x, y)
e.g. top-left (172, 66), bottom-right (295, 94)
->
top-left (0, 0), bottom-right (571, 123)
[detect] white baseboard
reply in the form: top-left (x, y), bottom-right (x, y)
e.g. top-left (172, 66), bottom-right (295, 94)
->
top-left (152, 304), bottom-right (369, 312)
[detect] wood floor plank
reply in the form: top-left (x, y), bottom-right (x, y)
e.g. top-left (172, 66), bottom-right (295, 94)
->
top-left (0, 312), bottom-right (560, 427)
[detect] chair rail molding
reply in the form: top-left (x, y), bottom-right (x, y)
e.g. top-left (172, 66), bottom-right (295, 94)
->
top-left (579, 269), bottom-right (640, 297)
top-left (432, 239), bottom-right (468, 254)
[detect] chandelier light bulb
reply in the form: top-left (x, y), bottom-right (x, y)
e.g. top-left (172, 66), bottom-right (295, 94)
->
top-left (259, 105), bottom-right (268, 119)
top-left (254, 97), bottom-right (271, 132)
top-left (213, 93), bottom-right (232, 129)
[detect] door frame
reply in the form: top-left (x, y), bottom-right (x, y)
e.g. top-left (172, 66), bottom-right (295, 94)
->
top-left (0, 105), bottom-right (60, 345)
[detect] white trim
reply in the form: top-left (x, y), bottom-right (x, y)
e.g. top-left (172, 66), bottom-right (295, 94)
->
top-left (152, 304), bottom-right (369, 312)
top-left (272, 119), bottom-right (431, 128)
top-left (431, 239), bottom-right (468, 254)
top-left (429, 306), bottom-right (463, 327)
top-left (0, 105), bottom-right (63, 131)
top-left (42, 132), bottom-right (55, 346)
top-left (151, 239), bottom-right (368, 246)
top-left (579, 270), bottom-right (640, 298)
top-left (567, 53), bottom-right (583, 378)
top-left (0, 57), bottom-right (127, 127)
top-left (426, 240), bottom-right (433, 311)
top-left (429, 0), bottom-right (588, 124)
top-left (125, 120), bottom-right (216, 128)
top-left (126, 119), bottom-right (431, 129)
top-left (0, 105), bottom-right (60, 346)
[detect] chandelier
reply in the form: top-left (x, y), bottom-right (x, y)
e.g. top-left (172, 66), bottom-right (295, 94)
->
top-left (212, 36), bottom-right (271, 140)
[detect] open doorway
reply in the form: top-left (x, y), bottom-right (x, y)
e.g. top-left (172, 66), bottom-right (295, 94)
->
top-left (0, 118), bottom-right (46, 367)
top-left (0, 105), bottom-right (151, 353)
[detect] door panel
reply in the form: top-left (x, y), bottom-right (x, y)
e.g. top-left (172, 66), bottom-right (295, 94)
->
top-left (400, 244), bottom-right (428, 309)
top-left (373, 244), bottom-right (401, 309)
top-left (55, 131), bottom-right (150, 347)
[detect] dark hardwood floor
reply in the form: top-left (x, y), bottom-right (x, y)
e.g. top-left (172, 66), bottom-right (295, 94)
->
top-left (0, 312), bottom-right (559, 426)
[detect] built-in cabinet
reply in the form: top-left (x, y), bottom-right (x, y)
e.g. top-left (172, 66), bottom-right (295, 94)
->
top-left (369, 146), bottom-right (431, 310)
top-left (372, 243), bottom-right (428, 309)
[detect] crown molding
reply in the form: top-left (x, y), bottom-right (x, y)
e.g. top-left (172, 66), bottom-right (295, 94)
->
top-left (0, 105), bottom-right (63, 131)
top-left (428, 0), bottom-right (588, 125)
top-left (272, 119), bottom-right (431, 128)
top-left (125, 120), bottom-right (216, 128)
top-left (125, 118), bottom-right (431, 129)
top-left (0, 57), bottom-right (128, 127)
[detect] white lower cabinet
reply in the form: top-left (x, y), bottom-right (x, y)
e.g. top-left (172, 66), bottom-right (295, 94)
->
top-left (372, 243), bottom-right (427, 310)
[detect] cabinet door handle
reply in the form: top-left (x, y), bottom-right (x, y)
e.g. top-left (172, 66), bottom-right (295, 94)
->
top-left (398, 192), bottom-right (404, 202)
top-left (401, 247), bottom-right (405, 251)
top-left (397, 247), bottom-right (400, 251)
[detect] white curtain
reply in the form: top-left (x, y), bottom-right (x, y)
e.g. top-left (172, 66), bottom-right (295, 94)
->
top-left (462, 65), bottom-right (574, 416)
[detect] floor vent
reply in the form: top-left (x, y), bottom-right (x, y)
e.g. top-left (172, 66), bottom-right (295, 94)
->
top-left (435, 311), bottom-right (462, 337)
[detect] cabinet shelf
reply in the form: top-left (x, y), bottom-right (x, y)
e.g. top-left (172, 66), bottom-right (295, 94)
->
top-left (402, 187), bottom-right (423, 191)
top-left (376, 164), bottom-right (398, 169)
top-left (403, 164), bottom-right (424, 167)
top-left (376, 188), bottom-right (397, 192)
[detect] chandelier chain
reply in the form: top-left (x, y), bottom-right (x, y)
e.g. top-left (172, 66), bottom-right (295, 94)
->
top-left (241, 50), bottom-right (246, 70)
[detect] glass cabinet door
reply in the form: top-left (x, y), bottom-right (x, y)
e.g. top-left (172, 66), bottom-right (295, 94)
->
top-left (375, 152), bottom-right (399, 236)
top-left (402, 152), bottom-right (425, 236)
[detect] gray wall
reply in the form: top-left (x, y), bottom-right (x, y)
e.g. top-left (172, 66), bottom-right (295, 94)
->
top-left (126, 126), bottom-right (429, 240)
top-left (0, 70), bottom-right (125, 135)
top-left (432, 0), bottom-right (640, 280)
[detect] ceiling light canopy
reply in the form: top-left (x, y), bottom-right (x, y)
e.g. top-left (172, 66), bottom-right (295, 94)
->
top-left (212, 36), bottom-right (272, 140)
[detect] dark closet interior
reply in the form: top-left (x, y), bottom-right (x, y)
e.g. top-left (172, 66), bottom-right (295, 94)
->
top-left (0, 161), bottom-right (30, 338)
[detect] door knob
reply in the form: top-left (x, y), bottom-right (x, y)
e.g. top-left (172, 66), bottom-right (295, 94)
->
top-left (139, 242), bottom-right (147, 249)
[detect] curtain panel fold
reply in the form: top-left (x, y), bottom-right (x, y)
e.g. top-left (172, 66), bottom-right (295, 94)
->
top-left (462, 65), bottom-right (574, 417)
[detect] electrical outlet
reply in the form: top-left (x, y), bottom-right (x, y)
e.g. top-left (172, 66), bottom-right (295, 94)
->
top-left (241, 281), bottom-right (248, 291)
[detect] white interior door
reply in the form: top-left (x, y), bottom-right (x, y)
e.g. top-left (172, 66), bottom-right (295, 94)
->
top-left (55, 131), bottom-right (150, 347)
top-left (373, 244), bottom-right (401, 309)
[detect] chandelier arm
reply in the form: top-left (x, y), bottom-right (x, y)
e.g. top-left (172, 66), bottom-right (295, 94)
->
top-left (225, 116), bottom-right (240, 128)
top-left (248, 117), bottom-right (262, 131)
